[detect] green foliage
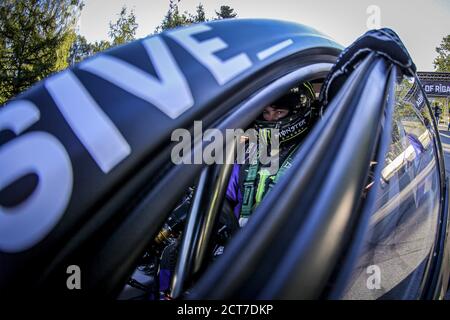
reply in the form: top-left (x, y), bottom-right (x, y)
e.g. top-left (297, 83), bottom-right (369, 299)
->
top-left (68, 34), bottom-right (112, 66)
top-left (69, 6), bottom-right (137, 65)
top-left (0, 0), bottom-right (83, 104)
top-left (155, 0), bottom-right (191, 33)
top-left (68, 34), bottom-right (92, 65)
top-left (68, 5), bottom-right (137, 67)
top-left (434, 34), bottom-right (450, 72)
top-left (0, 1), bottom-right (238, 104)
top-left (191, 3), bottom-right (207, 23)
top-left (91, 40), bottom-right (111, 54)
top-left (68, 5), bottom-right (136, 68)
top-left (155, 1), bottom-right (237, 33)
top-left (108, 6), bottom-right (138, 46)
top-left (215, 5), bottom-right (237, 19)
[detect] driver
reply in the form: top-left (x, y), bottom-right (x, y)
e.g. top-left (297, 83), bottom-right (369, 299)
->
top-left (226, 82), bottom-right (317, 227)
top-left (152, 83), bottom-right (317, 299)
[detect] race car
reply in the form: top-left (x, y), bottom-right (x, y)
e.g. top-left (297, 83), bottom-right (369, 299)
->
top-left (0, 18), bottom-right (449, 300)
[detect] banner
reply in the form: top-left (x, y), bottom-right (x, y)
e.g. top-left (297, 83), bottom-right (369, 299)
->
top-left (421, 81), bottom-right (450, 97)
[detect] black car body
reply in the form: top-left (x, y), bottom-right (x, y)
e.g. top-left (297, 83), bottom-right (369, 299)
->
top-left (0, 19), bottom-right (448, 300)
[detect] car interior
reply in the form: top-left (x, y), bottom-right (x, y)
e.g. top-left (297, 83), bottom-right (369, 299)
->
top-left (116, 78), bottom-right (342, 300)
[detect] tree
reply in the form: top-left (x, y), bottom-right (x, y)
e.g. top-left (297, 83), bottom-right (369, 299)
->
top-left (91, 40), bottom-right (111, 54)
top-left (190, 3), bottom-right (207, 23)
top-left (108, 6), bottom-right (138, 46)
top-left (155, 0), bottom-right (191, 33)
top-left (155, 2), bottom-right (238, 33)
top-left (215, 5), bottom-right (237, 19)
top-left (68, 6), bottom-right (136, 67)
top-left (0, 0), bottom-right (83, 104)
top-left (68, 6), bottom-right (136, 66)
top-left (68, 34), bottom-right (93, 65)
top-left (434, 34), bottom-right (450, 72)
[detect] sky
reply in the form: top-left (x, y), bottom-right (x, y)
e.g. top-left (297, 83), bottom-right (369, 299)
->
top-left (78, 0), bottom-right (450, 71)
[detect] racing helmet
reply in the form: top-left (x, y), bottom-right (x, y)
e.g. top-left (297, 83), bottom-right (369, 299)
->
top-left (254, 82), bottom-right (317, 144)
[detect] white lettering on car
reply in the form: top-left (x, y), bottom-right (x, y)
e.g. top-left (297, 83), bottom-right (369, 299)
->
top-left (80, 36), bottom-right (194, 119)
top-left (45, 70), bottom-right (131, 173)
top-left (0, 100), bottom-right (73, 252)
top-left (257, 39), bottom-right (293, 60)
top-left (0, 26), bottom-right (266, 252)
top-left (167, 24), bottom-right (252, 85)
